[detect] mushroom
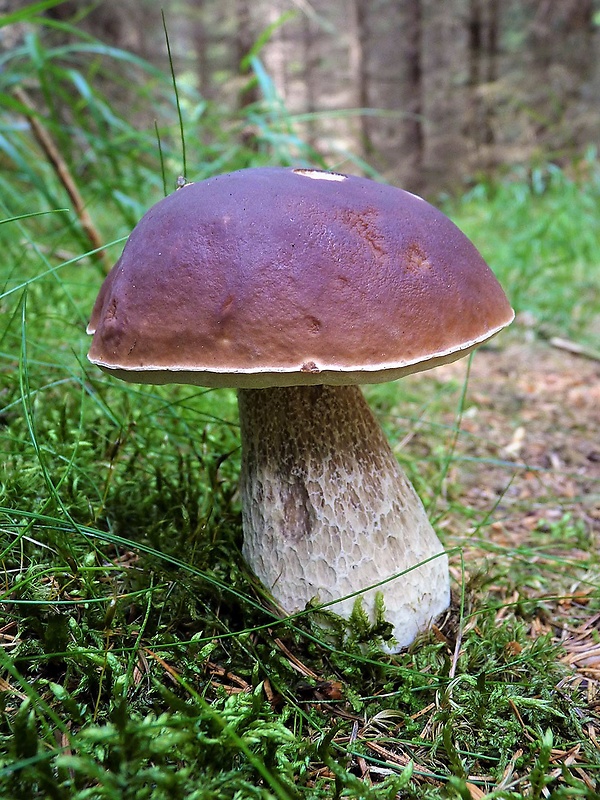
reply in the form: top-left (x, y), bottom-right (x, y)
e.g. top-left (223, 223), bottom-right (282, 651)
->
top-left (87, 167), bottom-right (513, 650)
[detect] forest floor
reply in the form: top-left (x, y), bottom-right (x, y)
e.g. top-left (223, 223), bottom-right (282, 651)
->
top-left (438, 335), bottom-right (600, 546)
top-left (426, 334), bottom-right (600, 758)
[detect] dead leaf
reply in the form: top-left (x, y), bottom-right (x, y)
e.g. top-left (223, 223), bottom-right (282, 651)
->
top-left (465, 782), bottom-right (486, 799)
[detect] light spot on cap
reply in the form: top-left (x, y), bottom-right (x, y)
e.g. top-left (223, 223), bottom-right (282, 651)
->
top-left (405, 242), bottom-right (432, 271)
top-left (293, 169), bottom-right (347, 182)
top-left (300, 360), bottom-right (321, 373)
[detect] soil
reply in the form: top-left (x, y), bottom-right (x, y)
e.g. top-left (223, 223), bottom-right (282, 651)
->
top-left (416, 334), bottom-right (600, 725)
top-left (414, 335), bottom-right (600, 551)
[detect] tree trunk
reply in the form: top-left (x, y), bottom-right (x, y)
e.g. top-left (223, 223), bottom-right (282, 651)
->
top-left (468, 0), bottom-right (500, 158)
top-left (236, 0), bottom-right (260, 109)
top-left (420, 0), bottom-right (470, 191)
top-left (349, 0), bottom-right (372, 156)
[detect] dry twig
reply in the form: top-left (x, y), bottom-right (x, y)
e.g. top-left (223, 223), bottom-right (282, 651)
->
top-left (549, 337), bottom-right (600, 362)
top-left (12, 86), bottom-right (110, 272)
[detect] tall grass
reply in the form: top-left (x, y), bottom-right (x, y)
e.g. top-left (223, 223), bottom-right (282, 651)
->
top-left (0, 8), bottom-right (599, 799)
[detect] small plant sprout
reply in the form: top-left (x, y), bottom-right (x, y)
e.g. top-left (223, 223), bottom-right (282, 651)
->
top-left (87, 166), bottom-right (513, 650)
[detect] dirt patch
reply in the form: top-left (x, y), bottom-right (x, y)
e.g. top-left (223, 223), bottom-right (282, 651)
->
top-left (419, 337), bottom-right (600, 743)
top-left (423, 336), bottom-right (600, 549)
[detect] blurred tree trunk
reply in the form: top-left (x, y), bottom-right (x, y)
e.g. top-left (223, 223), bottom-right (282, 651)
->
top-left (236, 0), bottom-right (260, 109)
top-left (260, 2), bottom-right (293, 100)
top-left (358, 0), bottom-right (426, 192)
top-left (348, 0), bottom-right (371, 155)
top-left (27, 0), bottom-right (600, 195)
top-left (193, 2), bottom-right (215, 101)
top-left (468, 0), bottom-right (500, 157)
top-left (400, 0), bottom-right (425, 191)
top-left (420, 0), bottom-right (470, 191)
top-left (519, 0), bottom-right (597, 158)
top-left (44, 0), bottom-right (157, 58)
top-left (301, 13), bottom-right (319, 147)
top-left (527, 0), bottom-right (594, 72)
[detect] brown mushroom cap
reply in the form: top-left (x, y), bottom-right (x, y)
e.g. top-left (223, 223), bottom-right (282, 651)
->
top-left (87, 167), bottom-right (514, 388)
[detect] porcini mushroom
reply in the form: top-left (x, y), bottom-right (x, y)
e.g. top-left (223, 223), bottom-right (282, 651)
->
top-left (87, 167), bottom-right (513, 650)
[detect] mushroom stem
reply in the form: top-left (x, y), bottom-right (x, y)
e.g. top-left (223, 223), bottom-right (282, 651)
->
top-left (238, 384), bottom-right (450, 649)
